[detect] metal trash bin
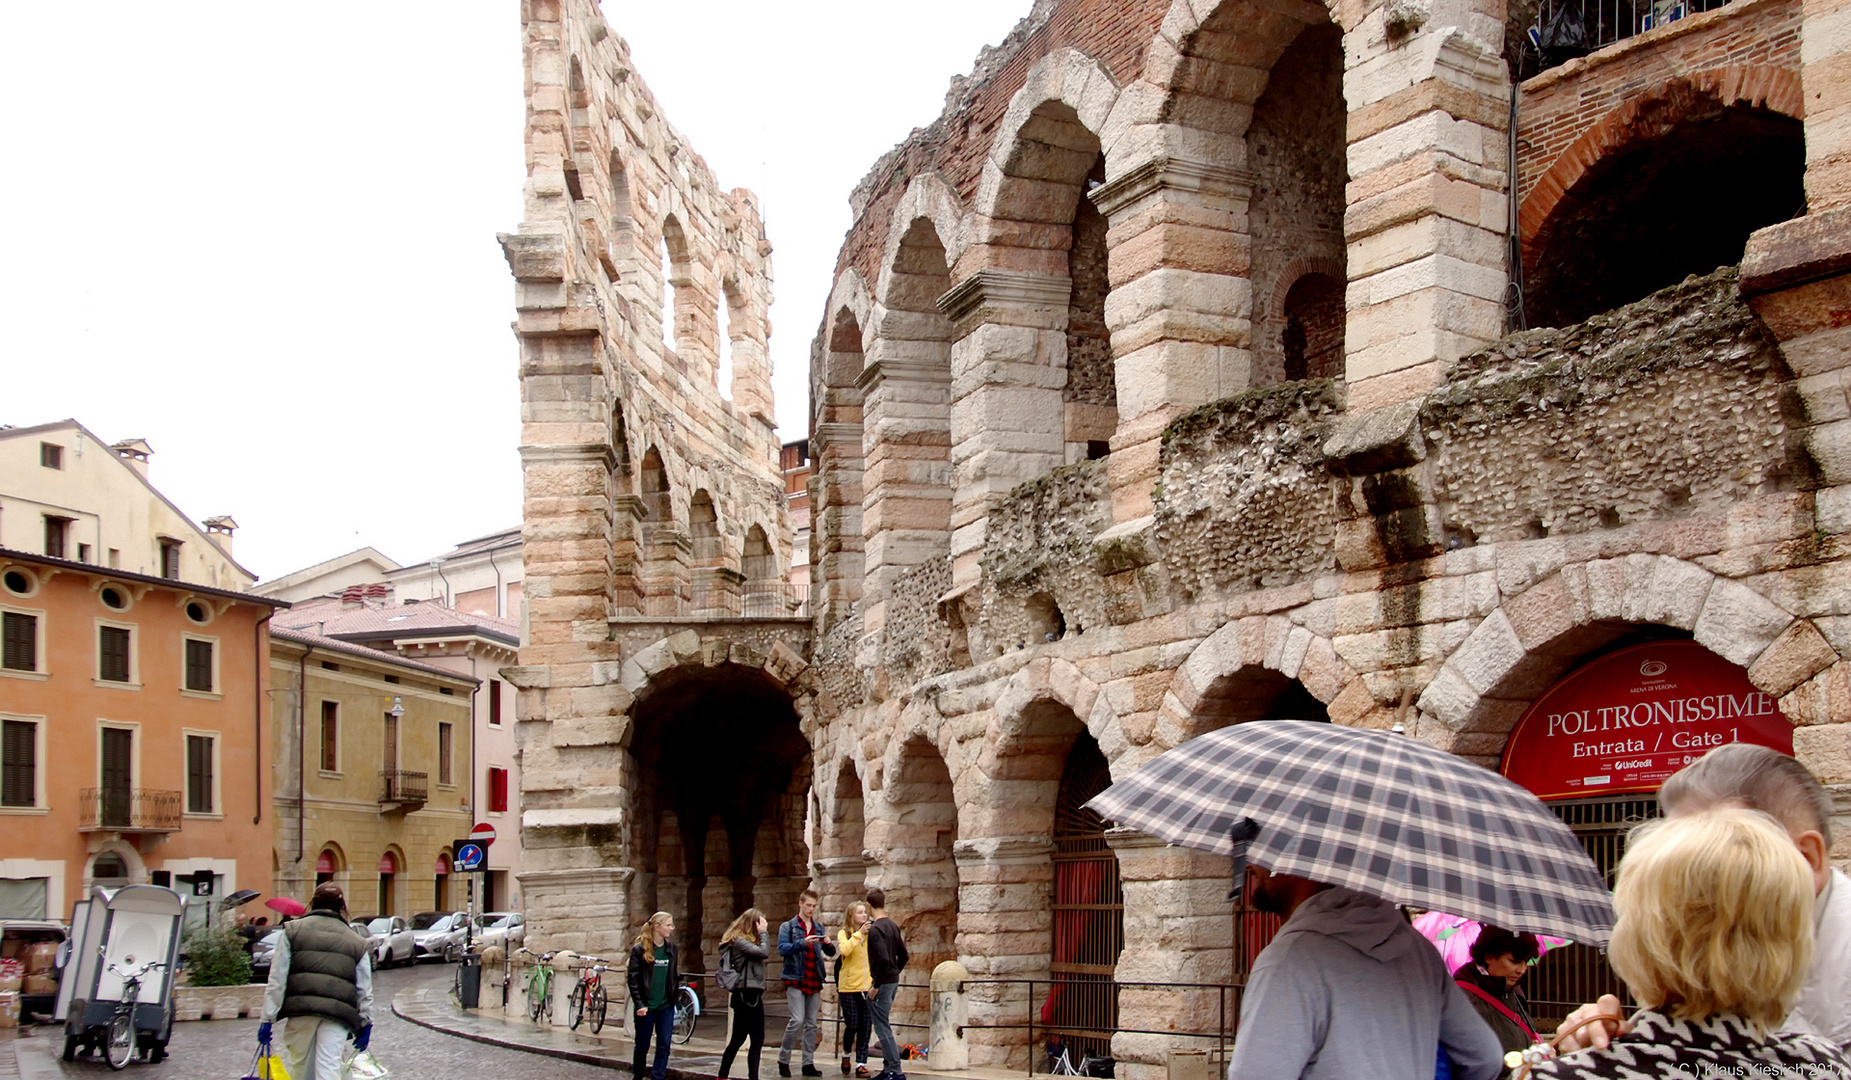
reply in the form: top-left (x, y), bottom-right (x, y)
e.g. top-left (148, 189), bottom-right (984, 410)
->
top-left (457, 954), bottom-right (481, 1009)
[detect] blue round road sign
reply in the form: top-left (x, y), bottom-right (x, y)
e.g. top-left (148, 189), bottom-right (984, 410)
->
top-left (456, 843), bottom-right (486, 871)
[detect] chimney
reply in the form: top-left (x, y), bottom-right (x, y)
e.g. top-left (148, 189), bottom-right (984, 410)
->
top-left (203, 515), bottom-right (238, 557)
top-left (110, 438), bottom-right (153, 479)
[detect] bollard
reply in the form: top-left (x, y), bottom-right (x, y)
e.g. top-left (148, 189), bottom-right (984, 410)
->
top-left (929, 960), bottom-right (970, 1070)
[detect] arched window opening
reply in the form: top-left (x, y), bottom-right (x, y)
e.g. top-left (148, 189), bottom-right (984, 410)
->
top-left (689, 491), bottom-right (721, 564)
top-left (659, 235), bottom-right (677, 350)
top-left (640, 448), bottom-right (672, 532)
top-left (1525, 103), bottom-right (1803, 327)
top-left (611, 402), bottom-right (633, 485)
top-left (92, 852), bottom-right (129, 886)
top-left (1066, 153), bottom-right (1115, 462)
top-left (1281, 273), bottom-right (1345, 380)
top-left (604, 153), bottom-right (634, 284)
top-left (742, 525), bottom-right (778, 614)
top-left (1048, 734), bottom-right (1122, 1062)
top-left (1027, 592), bottom-right (1067, 643)
top-left (814, 308), bottom-right (867, 631)
top-left (717, 287), bottom-right (736, 402)
top-left (1248, 22), bottom-right (1348, 385)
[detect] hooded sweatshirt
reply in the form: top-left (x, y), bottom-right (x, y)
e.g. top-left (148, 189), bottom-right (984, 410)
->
top-left (1225, 887), bottom-right (1502, 1080)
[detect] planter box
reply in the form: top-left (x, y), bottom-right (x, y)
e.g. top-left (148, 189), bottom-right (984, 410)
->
top-left (172, 982), bottom-right (265, 1021)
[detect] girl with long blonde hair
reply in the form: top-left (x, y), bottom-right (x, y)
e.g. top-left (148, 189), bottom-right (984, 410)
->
top-left (627, 912), bottom-right (679, 1080)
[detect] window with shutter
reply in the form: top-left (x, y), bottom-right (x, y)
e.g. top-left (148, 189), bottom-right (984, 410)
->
top-left (184, 639), bottom-right (213, 691)
top-left (489, 767), bottom-right (508, 813)
top-left (489, 679), bottom-right (502, 725)
top-left (439, 723), bottom-right (453, 786)
top-left (42, 517), bottom-right (69, 559)
top-left (187, 734), bottom-right (214, 814)
top-left (98, 626), bottom-right (131, 682)
top-left (159, 541), bottom-right (181, 580)
top-left (2, 720), bottom-right (35, 807)
top-left (2, 613), bottom-right (36, 672)
top-left (320, 702), bottom-right (338, 772)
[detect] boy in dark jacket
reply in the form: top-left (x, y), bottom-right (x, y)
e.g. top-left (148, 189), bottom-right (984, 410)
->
top-left (865, 888), bottom-right (910, 1080)
top-left (778, 889), bottom-right (838, 1076)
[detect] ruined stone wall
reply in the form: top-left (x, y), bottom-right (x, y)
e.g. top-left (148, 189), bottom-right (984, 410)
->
top-left (505, 0), bottom-right (799, 964)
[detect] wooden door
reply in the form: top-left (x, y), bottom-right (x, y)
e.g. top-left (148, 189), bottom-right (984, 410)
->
top-left (101, 728), bottom-right (132, 827)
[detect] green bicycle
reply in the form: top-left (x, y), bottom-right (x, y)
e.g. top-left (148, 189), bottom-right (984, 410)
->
top-left (519, 947), bottom-right (559, 1024)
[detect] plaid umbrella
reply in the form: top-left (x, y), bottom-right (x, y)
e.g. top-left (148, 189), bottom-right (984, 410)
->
top-left (1085, 721), bottom-right (1615, 945)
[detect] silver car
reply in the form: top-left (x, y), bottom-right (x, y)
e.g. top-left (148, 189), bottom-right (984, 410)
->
top-left (352, 916), bottom-right (417, 968)
top-left (473, 911), bottom-right (525, 951)
top-left (410, 912), bottom-right (470, 962)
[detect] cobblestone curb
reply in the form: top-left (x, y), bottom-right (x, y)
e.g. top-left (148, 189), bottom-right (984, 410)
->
top-left (391, 986), bottom-right (725, 1077)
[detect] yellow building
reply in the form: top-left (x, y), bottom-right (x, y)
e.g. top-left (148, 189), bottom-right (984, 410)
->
top-left (269, 625), bottom-right (475, 920)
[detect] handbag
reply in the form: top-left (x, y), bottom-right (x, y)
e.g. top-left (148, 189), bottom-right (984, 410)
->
top-left (716, 941), bottom-right (743, 992)
top-left (243, 1046), bottom-right (292, 1080)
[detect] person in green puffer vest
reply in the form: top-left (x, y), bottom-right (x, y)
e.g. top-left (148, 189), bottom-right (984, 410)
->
top-left (258, 883), bottom-right (374, 1080)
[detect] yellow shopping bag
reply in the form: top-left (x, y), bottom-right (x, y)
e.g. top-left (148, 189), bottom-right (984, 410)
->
top-left (244, 1047), bottom-right (292, 1080)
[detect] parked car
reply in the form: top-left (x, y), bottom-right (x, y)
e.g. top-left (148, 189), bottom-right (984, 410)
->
top-left (350, 916), bottom-right (416, 968)
top-left (1, 918), bottom-right (67, 1021)
top-left (410, 912), bottom-right (469, 962)
top-left (249, 929), bottom-right (284, 984)
top-left (473, 912), bottom-right (524, 951)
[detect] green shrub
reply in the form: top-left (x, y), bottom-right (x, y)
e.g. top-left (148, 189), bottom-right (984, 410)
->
top-left (182, 924), bottom-right (253, 987)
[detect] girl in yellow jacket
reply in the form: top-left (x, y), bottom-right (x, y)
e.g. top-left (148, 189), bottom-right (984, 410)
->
top-left (837, 902), bottom-right (874, 1077)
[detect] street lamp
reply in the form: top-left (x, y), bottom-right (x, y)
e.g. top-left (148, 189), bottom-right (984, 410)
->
top-left (388, 697), bottom-right (405, 719)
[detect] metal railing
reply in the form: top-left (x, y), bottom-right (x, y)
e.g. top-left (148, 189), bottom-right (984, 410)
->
top-left (78, 788), bottom-right (182, 832)
top-left (379, 770), bottom-right (428, 805)
top-left (633, 582), bottom-right (810, 619)
top-left (957, 978), bottom-right (1242, 1076)
top-left (1523, 0), bottom-right (1735, 76)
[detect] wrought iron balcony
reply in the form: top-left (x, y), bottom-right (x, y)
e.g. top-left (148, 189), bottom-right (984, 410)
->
top-left (379, 770), bottom-right (428, 808)
top-left (78, 788), bottom-right (183, 832)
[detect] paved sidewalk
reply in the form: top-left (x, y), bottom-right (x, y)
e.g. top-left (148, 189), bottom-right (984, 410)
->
top-left (392, 986), bottom-right (1024, 1080)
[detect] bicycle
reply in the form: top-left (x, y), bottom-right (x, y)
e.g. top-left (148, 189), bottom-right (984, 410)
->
top-left (671, 980), bottom-right (701, 1043)
top-left (567, 955), bottom-right (612, 1033)
top-left (519, 947), bottom-right (558, 1024)
top-left (105, 958), bottom-right (165, 1070)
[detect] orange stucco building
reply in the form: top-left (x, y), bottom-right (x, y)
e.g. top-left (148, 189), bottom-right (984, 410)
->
top-left (0, 549), bottom-right (285, 919)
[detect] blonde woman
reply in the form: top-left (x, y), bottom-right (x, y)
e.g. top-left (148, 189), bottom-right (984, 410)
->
top-left (837, 902), bottom-right (874, 1077)
top-left (1533, 809), bottom-right (1851, 1078)
top-left (627, 912), bottom-right (680, 1080)
top-left (719, 908), bottom-right (772, 1080)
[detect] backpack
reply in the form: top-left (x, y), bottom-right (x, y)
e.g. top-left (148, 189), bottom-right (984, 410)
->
top-left (716, 941), bottom-right (743, 992)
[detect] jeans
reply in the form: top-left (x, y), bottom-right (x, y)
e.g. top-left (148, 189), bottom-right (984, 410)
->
top-left (871, 982), bottom-right (901, 1076)
top-left (633, 1004), bottom-right (676, 1080)
top-left (721, 989), bottom-right (766, 1080)
top-left (840, 990), bottom-right (873, 1065)
top-left (781, 987), bottom-right (822, 1065)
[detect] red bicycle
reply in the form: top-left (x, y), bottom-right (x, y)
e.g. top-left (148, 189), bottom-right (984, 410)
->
top-left (566, 955), bottom-right (611, 1033)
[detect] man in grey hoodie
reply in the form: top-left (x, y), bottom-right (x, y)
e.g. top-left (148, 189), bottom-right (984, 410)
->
top-left (1226, 869), bottom-right (1502, 1080)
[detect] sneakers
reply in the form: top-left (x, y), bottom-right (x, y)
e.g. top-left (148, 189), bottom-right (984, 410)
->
top-left (802, 1067), bottom-right (823, 1077)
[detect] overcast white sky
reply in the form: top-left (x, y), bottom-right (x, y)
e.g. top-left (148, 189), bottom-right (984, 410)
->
top-left (0, 3), bottom-right (1026, 582)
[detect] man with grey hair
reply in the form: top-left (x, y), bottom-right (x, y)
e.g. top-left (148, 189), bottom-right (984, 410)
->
top-left (1560, 743), bottom-right (1849, 1051)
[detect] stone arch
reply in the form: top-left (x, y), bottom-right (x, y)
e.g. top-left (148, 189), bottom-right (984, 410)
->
top-left (639, 446), bottom-right (673, 529)
top-left (86, 841), bottom-right (144, 889)
top-left (1520, 67), bottom-right (1805, 326)
top-left (1264, 252), bottom-right (1347, 381)
top-left (813, 296), bottom-right (870, 632)
top-left (1135, 0), bottom-right (1346, 144)
top-left (688, 490), bottom-right (722, 565)
top-left (660, 214), bottom-right (691, 353)
top-left (1416, 556), bottom-right (1833, 747)
top-left (870, 732), bottom-right (960, 1035)
top-left (991, 657), bottom-right (1120, 763)
top-left (861, 215), bottom-right (956, 619)
top-left (878, 172), bottom-right (970, 285)
top-left (1156, 615), bottom-right (1370, 751)
top-left (970, 48), bottom-right (1118, 273)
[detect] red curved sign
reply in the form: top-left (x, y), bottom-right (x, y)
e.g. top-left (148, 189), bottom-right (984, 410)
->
top-left (1501, 640), bottom-right (1794, 800)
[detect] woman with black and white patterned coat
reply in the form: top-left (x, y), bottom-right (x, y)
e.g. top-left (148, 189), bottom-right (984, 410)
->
top-left (1531, 808), bottom-right (1851, 1079)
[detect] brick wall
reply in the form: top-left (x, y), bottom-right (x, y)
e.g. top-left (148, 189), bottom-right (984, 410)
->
top-left (1515, 0), bottom-right (1803, 249)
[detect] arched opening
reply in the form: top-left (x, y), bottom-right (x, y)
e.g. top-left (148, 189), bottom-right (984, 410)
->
top-left (1524, 101), bottom-right (1803, 327)
top-left (884, 736), bottom-right (959, 1033)
top-left (661, 215), bottom-right (693, 354)
top-left (316, 845), bottom-right (344, 889)
top-left (1066, 153), bottom-right (1114, 462)
top-left (1026, 592), bottom-right (1067, 643)
top-left (90, 852), bottom-right (130, 889)
top-left (1249, 22), bottom-right (1348, 385)
top-left (629, 663), bottom-right (810, 974)
top-left (819, 760), bottom-right (869, 930)
top-left (814, 308), bottom-right (867, 632)
top-left (1047, 734), bottom-right (1122, 1062)
top-left (742, 525), bottom-right (779, 615)
top-left (434, 852), bottom-right (451, 910)
top-left (377, 850), bottom-right (401, 918)
top-left (1281, 272), bottom-right (1345, 380)
top-left (640, 448), bottom-right (672, 529)
top-left (716, 288), bottom-right (735, 401)
top-left (604, 152), bottom-right (635, 284)
top-left (689, 491), bottom-right (722, 565)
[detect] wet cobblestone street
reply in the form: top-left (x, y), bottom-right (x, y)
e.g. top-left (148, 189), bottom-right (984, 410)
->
top-left (4, 964), bottom-right (627, 1080)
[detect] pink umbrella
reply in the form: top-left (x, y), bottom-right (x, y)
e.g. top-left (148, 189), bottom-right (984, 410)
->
top-left (266, 896), bottom-right (307, 918)
top-left (1412, 911), bottom-right (1569, 975)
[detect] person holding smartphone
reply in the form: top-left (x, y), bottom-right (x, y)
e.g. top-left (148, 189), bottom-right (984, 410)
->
top-left (777, 889), bottom-right (838, 1077)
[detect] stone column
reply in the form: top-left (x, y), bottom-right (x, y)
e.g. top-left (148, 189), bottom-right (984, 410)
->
top-left (939, 271), bottom-right (1072, 594)
top-left (1107, 828), bottom-right (1231, 1080)
top-left (1340, 13), bottom-right (1511, 411)
top-left (811, 419), bottom-right (865, 633)
top-left (815, 854), bottom-right (872, 928)
top-left (519, 865), bottom-right (634, 962)
top-left (1090, 157), bottom-right (1260, 525)
top-left (857, 353), bottom-right (954, 652)
top-left (952, 834), bottom-right (1055, 1070)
